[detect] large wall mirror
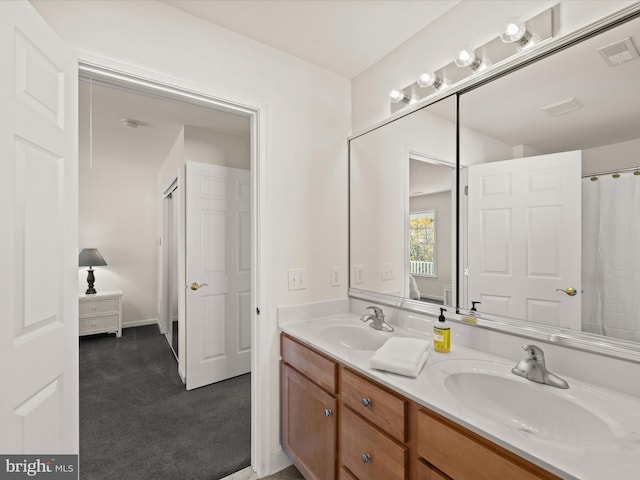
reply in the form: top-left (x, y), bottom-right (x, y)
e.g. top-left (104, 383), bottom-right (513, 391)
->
top-left (350, 96), bottom-right (456, 308)
top-left (458, 11), bottom-right (640, 347)
top-left (350, 6), bottom-right (640, 359)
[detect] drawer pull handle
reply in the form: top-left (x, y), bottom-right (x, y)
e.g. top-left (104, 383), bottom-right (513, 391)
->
top-left (323, 408), bottom-right (332, 417)
top-left (361, 453), bottom-right (370, 464)
top-left (361, 397), bottom-right (371, 407)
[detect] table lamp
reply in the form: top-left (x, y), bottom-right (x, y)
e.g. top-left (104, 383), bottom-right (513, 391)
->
top-left (79, 248), bottom-right (107, 294)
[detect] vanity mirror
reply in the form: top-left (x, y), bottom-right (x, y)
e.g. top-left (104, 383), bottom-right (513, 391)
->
top-left (350, 96), bottom-right (456, 309)
top-left (349, 4), bottom-right (640, 360)
top-left (458, 11), bottom-right (640, 346)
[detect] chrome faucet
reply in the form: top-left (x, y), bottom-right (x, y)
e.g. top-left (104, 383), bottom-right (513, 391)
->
top-left (360, 306), bottom-right (394, 332)
top-left (512, 344), bottom-right (569, 389)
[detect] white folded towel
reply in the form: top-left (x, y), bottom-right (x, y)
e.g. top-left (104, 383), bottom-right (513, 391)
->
top-left (370, 337), bottom-right (430, 378)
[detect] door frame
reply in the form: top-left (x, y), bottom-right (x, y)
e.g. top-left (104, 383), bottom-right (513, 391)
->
top-left (77, 54), bottom-right (272, 476)
top-left (161, 176), bottom-right (179, 355)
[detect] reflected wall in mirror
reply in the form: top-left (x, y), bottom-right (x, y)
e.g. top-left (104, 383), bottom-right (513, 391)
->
top-left (459, 14), bottom-right (640, 343)
top-left (350, 96), bottom-right (456, 307)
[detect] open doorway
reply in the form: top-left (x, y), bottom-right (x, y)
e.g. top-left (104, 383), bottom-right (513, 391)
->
top-left (78, 65), bottom-right (258, 477)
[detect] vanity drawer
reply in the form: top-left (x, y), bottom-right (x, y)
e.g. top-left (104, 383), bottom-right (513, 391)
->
top-left (341, 367), bottom-right (407, 442)
top-left (416, 459), bottom-right (451, 480)
top-left (281, 334), bottom-right (338, 394)
top-left (340, 466), bottom-right (358, 480)
top-left (341, 406), bottom-right (407, 480)
top-left (416, 409), bottom-right (559, 480)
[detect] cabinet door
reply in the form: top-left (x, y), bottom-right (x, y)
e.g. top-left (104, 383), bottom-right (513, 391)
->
top-left (282, 364), bottom-right (337, 480)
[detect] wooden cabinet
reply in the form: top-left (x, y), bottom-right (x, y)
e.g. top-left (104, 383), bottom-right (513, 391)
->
top-left (281, 335), bottom-right (338, 480)
top-left (416, 459), bottom-right (451, 480)
top-left (79, 290), bottom-right (122, 337)
top-left (341, 367), bottom-right (407, 443)
top-left (416, 409), bottom-right (558, 480)
top-left (341, 406), bottom-right (407, 480)
top-left (280, 333), bottom-right (560, 480)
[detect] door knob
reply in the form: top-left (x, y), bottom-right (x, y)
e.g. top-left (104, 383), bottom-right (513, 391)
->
top-left (556, 287), bottom-right (577, 296)
top-left (190, 282), bottom-right (208, 291)
top-left (323, 408), bottom-right (332, 417)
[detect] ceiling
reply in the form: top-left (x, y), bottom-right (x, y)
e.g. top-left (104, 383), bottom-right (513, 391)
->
top-left (160, 0), bottom-right (461, 79)
top-left (81, 0), bottom-right (462, 171)
top-left (459, 14), bottom-right (640, 156)
top-left (79, 80), bottom-right (250, 171)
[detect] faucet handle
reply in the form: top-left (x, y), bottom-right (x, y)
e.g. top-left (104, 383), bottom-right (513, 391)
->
top-left (366, 305), bottom-right (383, 318)
top-left (522, 344), bottom-right (546, 365)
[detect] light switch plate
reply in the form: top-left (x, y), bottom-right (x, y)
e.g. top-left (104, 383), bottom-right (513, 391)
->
top-left (288, 268), bottom-right (306, 290)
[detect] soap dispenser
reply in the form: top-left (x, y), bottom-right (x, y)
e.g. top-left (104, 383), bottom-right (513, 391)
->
top-left (434, 307), bottom-right (450, 353)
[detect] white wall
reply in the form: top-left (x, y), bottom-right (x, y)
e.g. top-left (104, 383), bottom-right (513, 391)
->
top-left (185, 127), bottom-right (250, 170)
top-left (78, 166), bottom-right (158, 326)
top-left (352, 0), bottom-right (636, 132)
top-left (32, 0), bottom-right (350, 465)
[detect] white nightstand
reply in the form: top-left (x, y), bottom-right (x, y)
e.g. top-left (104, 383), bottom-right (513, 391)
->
top-left (79, 290), bottom-right (123, 337)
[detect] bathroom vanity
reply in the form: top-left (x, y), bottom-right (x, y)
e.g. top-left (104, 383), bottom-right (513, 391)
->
top-left (279, 313), bottom-right (640, 480)
top-left (282, 332), bottom-right (556, 480)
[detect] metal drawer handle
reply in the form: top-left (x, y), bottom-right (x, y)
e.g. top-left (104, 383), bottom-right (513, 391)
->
top-left (361, 453), bottom-right (370, 464)
top-left (361, 398), bottom-right (371, 407)
top-left (323, 408), bottom-right (332, 417)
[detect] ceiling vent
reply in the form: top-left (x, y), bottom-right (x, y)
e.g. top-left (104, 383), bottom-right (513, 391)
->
top-left (540, 97), bottom-right (583, 117)
top-left (597, 37), bottom-right (639, 66)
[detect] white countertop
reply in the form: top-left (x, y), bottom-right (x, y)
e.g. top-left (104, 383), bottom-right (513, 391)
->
top-left (280, 313), bottom-right (640, 480)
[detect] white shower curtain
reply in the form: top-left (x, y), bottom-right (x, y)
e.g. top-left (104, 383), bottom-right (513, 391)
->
top-left (582, 173), bottom-right (640, 341)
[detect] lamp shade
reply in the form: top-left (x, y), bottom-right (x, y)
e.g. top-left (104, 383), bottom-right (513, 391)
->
top-left (79, 248), bottom-right (107, 267)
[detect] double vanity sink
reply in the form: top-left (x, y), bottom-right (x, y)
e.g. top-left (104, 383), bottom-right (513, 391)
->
top-left (280, 313), bottom-right (640, 479)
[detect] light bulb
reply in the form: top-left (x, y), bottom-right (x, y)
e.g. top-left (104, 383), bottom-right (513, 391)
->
top-left (454, 48), bottom-right (477, 68)
top-left (389, 88), bottom-right (409, 104)
top-left (417, 72), bottom-right (447, 90)
top-left (501, 18), bottom-right (527, 43)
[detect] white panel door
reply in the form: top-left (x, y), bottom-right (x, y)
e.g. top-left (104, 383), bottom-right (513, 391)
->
top-left (467, 151), bottom-right (581, 329)
top-left (186, 161), bottom-right (251, 390)
top-left (0, 1), bottom-right (78, 453)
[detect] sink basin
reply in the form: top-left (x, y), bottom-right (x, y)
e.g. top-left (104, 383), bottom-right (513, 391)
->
top-left (427, 359), bottom-right (621, 446)
top-left (319, 325), bottom-right (391, 350)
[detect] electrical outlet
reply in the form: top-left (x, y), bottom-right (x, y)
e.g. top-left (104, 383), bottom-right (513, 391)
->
top-left (382, 262), bottom-right (394, 281)
top-left (354, 265), bottom-right (364, 285)
top-left (331, 266), bottom-right (341, 287)
top-left (288, 268), bottom-right (307, 290)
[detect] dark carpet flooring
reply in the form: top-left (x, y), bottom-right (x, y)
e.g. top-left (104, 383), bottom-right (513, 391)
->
top-left (79, 325), bottom-right (251, 480)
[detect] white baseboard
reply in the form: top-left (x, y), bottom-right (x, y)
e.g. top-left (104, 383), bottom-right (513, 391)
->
top-left (269, 449), bottom-right (291, 475)
top-left (178, 364), bottom-right (186, 384)
top-left (122, 318), bottom-right (159, 329)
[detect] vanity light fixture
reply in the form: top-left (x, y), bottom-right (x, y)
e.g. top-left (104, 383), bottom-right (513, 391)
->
top-left (454, 47), bottom-right (491, 72)
top-left (389, 88), bottom-right (411, 104)
top-left (501, 17), bottom-right (540, 51)
top-left (417, 72), bottom-right (448, 90)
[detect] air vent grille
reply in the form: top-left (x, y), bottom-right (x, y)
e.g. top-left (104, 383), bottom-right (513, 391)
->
top-left (597, 37), bottom-right (639, 66)
top-left (540, 97), bottom-right (583, 117)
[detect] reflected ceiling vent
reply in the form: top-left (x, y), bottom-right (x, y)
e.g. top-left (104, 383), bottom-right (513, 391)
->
top-left (597, 37), bottom-right (639, 66)
top-left (540, 97), bottom-right (583, 117)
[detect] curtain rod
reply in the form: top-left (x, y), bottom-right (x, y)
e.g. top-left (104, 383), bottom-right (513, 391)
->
top-left (582, 165), bottom-right (640, 178)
